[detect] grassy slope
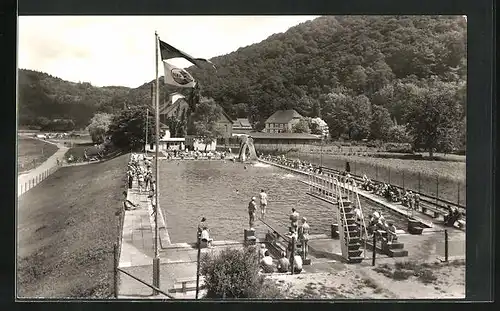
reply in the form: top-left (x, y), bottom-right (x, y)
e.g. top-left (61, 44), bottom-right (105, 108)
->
top-left (18, 137), bottom-right (59, 174)
top-left (17, 154), bottom-right (128, 298)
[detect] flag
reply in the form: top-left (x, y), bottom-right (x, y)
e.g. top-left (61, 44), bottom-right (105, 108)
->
top-left (163, 61), bottom-right (196, 88)
top-left (159, 39), bottom-right (216, 70)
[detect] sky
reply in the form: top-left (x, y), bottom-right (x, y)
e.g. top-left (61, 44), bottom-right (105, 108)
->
top-left (18, 16), bottom-right (319, 88)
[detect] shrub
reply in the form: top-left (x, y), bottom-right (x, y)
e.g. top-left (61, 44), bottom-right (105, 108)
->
top-left (200, 247), bottom-right (282, 299)
top-left (392, 269), bottom-right (413, 280)
top-left (417, 269), bottom-right (437, 284)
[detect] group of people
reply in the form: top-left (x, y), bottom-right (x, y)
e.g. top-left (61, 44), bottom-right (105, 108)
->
top-left (260, 154), bottom-right (317, 172)
top-left (247, 190), bottom-right (269, 228)
top-left (164, 149), bottom-right (232, 161)
top-left (259, 248), bottom-right (303, 274)
top-left (127, 153), bottom-right (154, 194)
top-left (258, 207), bottom-right (309, 274)
top-left (444, 205), bottom-right (462, 227)
top-left (197, 217), bottom-right (214, 248)
top-left (367, 211), bottom-right (398, 243)
top-left (245, 188), bottom-right (309, 274)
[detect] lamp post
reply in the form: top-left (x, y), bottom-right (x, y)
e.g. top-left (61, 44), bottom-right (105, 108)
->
top-left (320, 133), bottom-right (326, 168)
top-left (195, 217), bottom-right (205, 299)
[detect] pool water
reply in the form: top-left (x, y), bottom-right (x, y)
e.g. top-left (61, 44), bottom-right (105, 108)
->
top-left (159, 161), bottom-right (408, 243)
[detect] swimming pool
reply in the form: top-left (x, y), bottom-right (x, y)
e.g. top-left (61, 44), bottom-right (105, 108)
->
top-left (159, 160), bottom-right (408, 243)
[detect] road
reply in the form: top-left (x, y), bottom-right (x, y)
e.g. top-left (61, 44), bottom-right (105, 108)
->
top-left (17, 138), bottom-right (69, 197)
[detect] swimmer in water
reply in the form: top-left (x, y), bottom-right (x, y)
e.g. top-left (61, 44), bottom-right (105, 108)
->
top-left (244, 166), bottom-right (247, 169)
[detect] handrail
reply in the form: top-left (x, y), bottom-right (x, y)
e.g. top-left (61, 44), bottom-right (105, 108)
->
top-left (335, 178), bottom-right (351, 245)
top-left (117, 267), bottom-right (175, 299)
top-left (318, 165), bottom-right (465, 211)
top-left (259, 218), bottom-right (290, 244)
top-left (355, 191), bottom-right (369, 258)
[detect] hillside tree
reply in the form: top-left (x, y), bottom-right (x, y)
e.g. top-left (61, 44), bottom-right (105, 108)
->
top-left (292, 119), bottom-right (311, 133)
top-left (107, 105), bottom-right (159, 151)
top-left (190, 97), bottom-right (224, 151)
top-left (404, 82), bottom-right (463, 156)
top-left (86, 113), bottom-right (113, 144)
top-left (370, 105), bottom-right (393, 140)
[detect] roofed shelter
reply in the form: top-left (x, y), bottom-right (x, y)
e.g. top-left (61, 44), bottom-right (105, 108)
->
top-left (264, 109), bottom-right (304, 133)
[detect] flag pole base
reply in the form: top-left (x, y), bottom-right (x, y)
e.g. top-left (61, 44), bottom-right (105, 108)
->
top-left (152, 257), bottom-right (160, 295)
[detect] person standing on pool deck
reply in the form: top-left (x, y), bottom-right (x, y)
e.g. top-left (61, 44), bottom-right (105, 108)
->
top-left (248, 197), bottom-right (257, 229)
top-left (259, 189), bottom-right (268, 220)
top-left (289, 208), bottom-right (300, 231)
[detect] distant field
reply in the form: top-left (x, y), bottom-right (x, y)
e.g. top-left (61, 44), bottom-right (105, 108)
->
top-left (288, 152), bottom-right (466, 206)
top-left (17, 153), bottom-right (128, 298)
top-left (18, 137), bottom-right (59, 174)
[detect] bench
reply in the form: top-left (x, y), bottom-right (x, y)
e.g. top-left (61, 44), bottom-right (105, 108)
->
top-left (420, 204), bottom-right (446, 219)
top-left (173, 276), bottom-right (205, 293)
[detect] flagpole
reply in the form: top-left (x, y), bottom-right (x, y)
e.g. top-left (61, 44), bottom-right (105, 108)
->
top-left (145, 107), bottom-right (148, 156)
top-left (153, 31), bottom-right (160, 295)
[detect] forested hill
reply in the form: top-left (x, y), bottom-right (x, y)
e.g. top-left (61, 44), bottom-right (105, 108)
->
top-left (18, 69), bottom-right (176, 130)
top-left (18, 69), bottom-right (131, 129)
top-left (188, 15), bottom-right (467, 130)
top-left (19, 15), bottom-right (466, 143)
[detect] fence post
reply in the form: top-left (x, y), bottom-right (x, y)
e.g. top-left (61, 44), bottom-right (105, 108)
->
top-left (418, 172), bottom-right (421, 193)
top-left (376, 165), bottom-right (378, 181)
top-left (354, 161), bottom-right (356, 175)
top-left (444, 230), bottom-right (449, 262)
top-left (388, 167), bottom-right (391, 184)
top-left (291, 236), bottom-right (296, 275)
top-left (436, 176), bottom-right (439, 205)
top-left (457, 183), bottom-right (460, 206)
top-left (402, 171), bottom-right (405, 190)
top-left (114, 243), bottom-right (119, 298)
top-left (372, 233), bottom-right (376, 266)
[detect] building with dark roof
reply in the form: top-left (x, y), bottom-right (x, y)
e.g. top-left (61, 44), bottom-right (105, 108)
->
top-left (159, 94), bottom-right (234, 138)
top-left (232, 118), bottom-right (253, 135)
top-left (264, 109), bottom-right (304, 133)
top-left (249, 132), bottom-right (321, 145)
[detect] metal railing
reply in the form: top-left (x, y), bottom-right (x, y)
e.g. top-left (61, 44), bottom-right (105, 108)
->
top-left (113, 243), bottom-right (175, 299)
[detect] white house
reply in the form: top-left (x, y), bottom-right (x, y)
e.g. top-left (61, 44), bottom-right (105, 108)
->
top-left (145, 128), bottom-right (185, 152)
top-left (310, 117), bottom-right (329, 138)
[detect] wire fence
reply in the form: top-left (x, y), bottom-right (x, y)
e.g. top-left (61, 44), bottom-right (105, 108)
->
top-left (280, 150), bottom-right (466, 208)
top-left (18, 158), bottom-right (64, 196)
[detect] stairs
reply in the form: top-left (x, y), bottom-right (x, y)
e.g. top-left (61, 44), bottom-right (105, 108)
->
top-left (337, 199), bottom-right (364, 264)
top-left (366, 240), bottom-right (409, 258)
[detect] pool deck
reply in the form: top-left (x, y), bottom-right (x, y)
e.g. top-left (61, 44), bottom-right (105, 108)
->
top-left (117, 158), bottom-right (465, 299)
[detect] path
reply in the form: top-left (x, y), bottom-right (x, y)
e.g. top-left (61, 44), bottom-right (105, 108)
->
top-left (17, 138), bottom-right (68, 197)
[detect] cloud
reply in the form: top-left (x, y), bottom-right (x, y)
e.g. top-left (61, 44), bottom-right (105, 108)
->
top-left (18, 16), bottom-right (319, 87)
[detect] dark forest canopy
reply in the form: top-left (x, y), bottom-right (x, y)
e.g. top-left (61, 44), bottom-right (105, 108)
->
top-left (187, 15), bottom-right (466, 126)
top-left (19, 15), bottom-right (466, 150)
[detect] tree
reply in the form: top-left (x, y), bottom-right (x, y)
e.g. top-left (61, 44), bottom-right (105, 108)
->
top-left (107, 106), bottom-right (159, 151)
top-left (370, 105), bottom-right (393, 140)
top-left (308, 120), bottom-right (323, 135)
top-left (321, 92), bottom-right (371, 140)
top-left (190, 98), bottom-right (224, 151)
top-left (404, 82), bottom-right (463, 156)
top-left (200, 247), bottom-right (283, 299)
top-left (86, 113), bottom-right (113, 144)
top-left (292, 119), bottom-right (311, 133)
top-left (387, 124), bottom-right (411, 143)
